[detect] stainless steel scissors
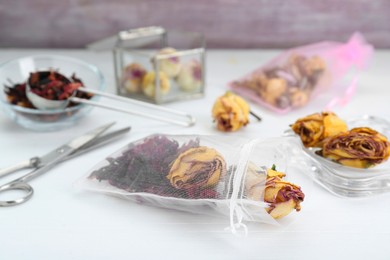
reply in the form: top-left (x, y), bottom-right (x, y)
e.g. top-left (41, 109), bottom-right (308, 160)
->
top-left (0, 122), bottom-right (130, 207)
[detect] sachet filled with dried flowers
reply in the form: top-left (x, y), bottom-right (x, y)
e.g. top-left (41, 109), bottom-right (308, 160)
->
top-left (77, 135), bottom-right (304, 233)
top-left (229, 32), bottom-right (373, 113)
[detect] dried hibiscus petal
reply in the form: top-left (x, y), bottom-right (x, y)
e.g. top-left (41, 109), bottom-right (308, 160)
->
top-left (3, 70), bottom-right (92, 109)
top-left (4, 83), bottom-right (34, 108)
top-left (89, 135), bottom-right (213, 199)
top-left (28, 71), bottom-right (82, 101)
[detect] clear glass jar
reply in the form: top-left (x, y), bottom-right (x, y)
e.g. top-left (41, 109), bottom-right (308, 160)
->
top-left (113, 27), bottom-right (206, 104)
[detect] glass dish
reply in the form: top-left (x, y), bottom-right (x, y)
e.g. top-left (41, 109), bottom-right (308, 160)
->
top-left (0, 55), bottom-right (105, 131)
top-left (299, 115), bottom-right (390, 197)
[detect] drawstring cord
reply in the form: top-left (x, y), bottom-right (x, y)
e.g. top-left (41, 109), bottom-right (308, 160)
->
top-left (227, 139), bottom-right (257, 236)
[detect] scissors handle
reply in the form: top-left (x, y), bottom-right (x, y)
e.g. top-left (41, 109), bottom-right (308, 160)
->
top-left (0, 157), bottom-right (40, 178)
top-left (0, 181), bottom-right (34, 207)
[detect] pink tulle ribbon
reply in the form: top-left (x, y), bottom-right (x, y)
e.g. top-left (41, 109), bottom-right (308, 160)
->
top-left (331, 32), bottom-right (374, 77)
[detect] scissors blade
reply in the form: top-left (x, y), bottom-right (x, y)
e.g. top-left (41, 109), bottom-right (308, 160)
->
top-left (14, 122), bottom-right (115, 184)
top-left (34, 122), bottom-right (115, 168)
top-left (0, 124), bottom-right (129, 178)
top-left (66, 126), bottom-right (131, 159)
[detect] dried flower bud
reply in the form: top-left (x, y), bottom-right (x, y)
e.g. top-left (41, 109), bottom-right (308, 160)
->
top-left (176, 60), bottom-right (202, 91)
top-left (260, 78), bottom-right (287, 105)
top-left (230, 53), bottom-right (328, 111)
top-left (319, 127), bottom-right (390, 168)
top-left (245, 163), bottom-right (304, 219)
top-left (275, 94), bottom-right (291, 109)
top-left (122, 63), bottom-right (147, 93)
top-left (232, 72), bottom-right (268, 93)
top-left (142, 71), bottom-right (171, 98)
top-left (291, 112), bottom-right (348, 147)
top-left (287, 54), bottom-right (307, 79)
top-left (290, 89), bottom-right (309, 108)
top-left (264, 172), bottom-right (305, 219)
top-left (265, 78), bottom-right (287, 97)
top-left (167, 146), bottom-right (226, 189)
top-left (212, 91), bottom-right (250, 132)
top-left (303, 56), bottom-right (326, 76)
top-left (155, 47), bottom-right (181, 78)
top-left (274, 69), bottom-right (297, 85)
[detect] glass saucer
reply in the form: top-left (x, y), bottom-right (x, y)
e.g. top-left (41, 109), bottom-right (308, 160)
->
top-left (300, 115), bottom-right (390, 197)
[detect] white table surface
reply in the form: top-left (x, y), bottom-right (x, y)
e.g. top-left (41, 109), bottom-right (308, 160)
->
top-left (1, 49), bottom-right (390, 260)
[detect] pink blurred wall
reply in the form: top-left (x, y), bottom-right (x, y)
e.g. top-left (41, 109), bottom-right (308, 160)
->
top-left (0, 0), bottom-right (389, 48)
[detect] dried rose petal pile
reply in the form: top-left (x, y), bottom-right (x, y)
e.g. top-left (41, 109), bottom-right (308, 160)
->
top-left (4, 70), bottom-right (93, 109)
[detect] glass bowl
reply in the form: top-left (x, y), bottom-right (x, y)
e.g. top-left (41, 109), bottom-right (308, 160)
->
top-left (298, 115), bottom-right (390, 197)
top-left (0, 55), bottom-right (105, 131)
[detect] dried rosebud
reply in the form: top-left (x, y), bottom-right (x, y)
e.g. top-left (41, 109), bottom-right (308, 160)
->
top-left (286, 54), bottom-right (307, 80)
top-left (167, 146), bottom-right (226, 189)
top-left (244, 163), bottom-right (304, 219)
top-left (176, 60), bottom-right (202, 91)
top-left (238, 72), bottom-right (268, 92)
top-left (286, 54), bottom-right (326, 91)
top-left (212, 91), bottom-right (250, 132)
top-left (289, 88), bottom-right (309, 108)
top-left (122, 63), bottom-right (147, 93)
top-left (274, 69), bottom-right (297, 85)
top-left (264, 168), bottom-right (305, 219)
top-left (291, 112), bottom-right (348, 147)
top-left (260, 78), bottom-right (287, 106)
top-left (303, 56), bottom-right (326, 76)
top-left (319, 127), bottom-right (390, 168)
top-left (155, 47), bottom-right (181, 78)
top-left (275, 94), bottom-right (291, 109)
top-left (142, 71), bottom-right (171, 97)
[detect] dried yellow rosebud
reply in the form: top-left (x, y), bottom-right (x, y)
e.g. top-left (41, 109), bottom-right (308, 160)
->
top-left (212, 91), bottom-right (250, 132)
top-left (291, 111), bottom-right (348, 147)
top-left (142, 71), bottom-right (171, 98)
top-left (155, 47), bottom-right (181, 78)
top-left (258, 78), bottom-right (288, 106)
top-left (319, 127), bottom-right (390, 168)
top-left (244, 163), bottom-right (304, 219)
top-left (266, 168), bottom-right (286, 178)
top-left (122, 63), bottom-right (147, 93)
top-left (290, 89), bottom-right (309, 108)
top-left (303, 55), bottom-right (326, 76)
top-left (167, 146), bottom-right (226, 190)
top-left (264, 175), bottom-right (304, 219)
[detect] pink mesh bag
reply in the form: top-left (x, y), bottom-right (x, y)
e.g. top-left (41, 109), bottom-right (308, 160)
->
top-left (229, 32), bottom-right (373, 113)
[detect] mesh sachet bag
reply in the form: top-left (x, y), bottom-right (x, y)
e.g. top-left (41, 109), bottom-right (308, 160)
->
top-left (229, 32), bottom-right (373, 113)
top-left (77, 134), bottom-right (304, 233)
